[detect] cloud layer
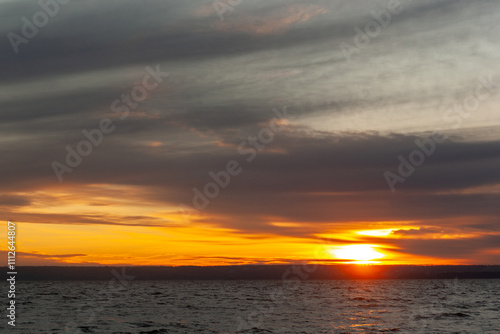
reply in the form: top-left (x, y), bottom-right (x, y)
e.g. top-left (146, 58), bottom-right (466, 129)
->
top-left (1, 0), bottom-right (499, 265)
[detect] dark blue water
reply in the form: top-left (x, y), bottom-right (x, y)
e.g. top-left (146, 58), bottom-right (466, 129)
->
top-left (5, 279), bottom-right (500, 333)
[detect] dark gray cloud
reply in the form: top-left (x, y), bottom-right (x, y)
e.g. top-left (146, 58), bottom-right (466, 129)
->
top-left (391, 227), bottom-right (444, 236)
top-left (387, 234), bottom-right (500, 259)
top-left (15, 251), bottom-right (86, 258)
top-left (0, 195), bottom-right (31, 207)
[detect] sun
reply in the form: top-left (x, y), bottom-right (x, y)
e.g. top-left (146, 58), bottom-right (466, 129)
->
top-left (330, 244), bottom-right (385, 262)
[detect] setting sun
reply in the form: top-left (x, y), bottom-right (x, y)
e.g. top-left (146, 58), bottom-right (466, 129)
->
top-left (330, 245), bottom-right (385, 262)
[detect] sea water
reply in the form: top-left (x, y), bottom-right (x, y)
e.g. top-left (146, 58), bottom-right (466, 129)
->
top-left (5, 279), bottom-right (499, 333)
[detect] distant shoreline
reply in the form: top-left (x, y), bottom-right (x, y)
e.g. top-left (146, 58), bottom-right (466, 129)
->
top-left (7, 265), bottom-right (500, 280)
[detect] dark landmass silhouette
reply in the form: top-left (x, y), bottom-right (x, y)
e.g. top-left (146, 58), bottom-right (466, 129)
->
top-left (9, 265), bottom-right (500, 280)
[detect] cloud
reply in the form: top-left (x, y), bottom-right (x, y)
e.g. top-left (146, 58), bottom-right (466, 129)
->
top-left (212, 4), bottom-right (327, 35)
top-left (386, 234), bottom-right (500, 263)
top-left (391, 228), bottom-right (444, 236)
top-left (0, 250), bottom-right (87, 266)
top-left (16, 252), bottom-right (86, 258)
top-left (0, 195), bottom-right (31, 207)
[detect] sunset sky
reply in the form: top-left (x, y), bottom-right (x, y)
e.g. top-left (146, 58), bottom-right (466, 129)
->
top-left (1, 0), bottom-right (500, 266)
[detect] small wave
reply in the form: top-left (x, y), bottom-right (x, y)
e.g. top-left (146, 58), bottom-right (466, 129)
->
top-left (166, 322), bottom-right (187, 328)
top-left (237, 328), bottom-right (274, 333)
top-left (129, 321), bottom-right (155, 328)
top-left (139, 330), bottom-right (169, 334)
top-left (414, 314), bottom-right (431, 320)
top-left (358, 303), bottom-right (380, 308)
top-left (77, 326), bottom-right (98, 333)
top-left (62, 295), bottom-right (79, 300)
top-left (437, 312), bottom-right (471, 319)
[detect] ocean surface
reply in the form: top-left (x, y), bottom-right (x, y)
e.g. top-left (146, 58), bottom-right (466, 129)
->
top-left (5, 279), bottom-right (500, 333)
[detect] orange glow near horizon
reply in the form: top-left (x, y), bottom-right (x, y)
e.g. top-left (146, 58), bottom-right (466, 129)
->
top-left (2, 187), bottom-right (498, 266)
top-left (0, 220), bottom-right (490, 266)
